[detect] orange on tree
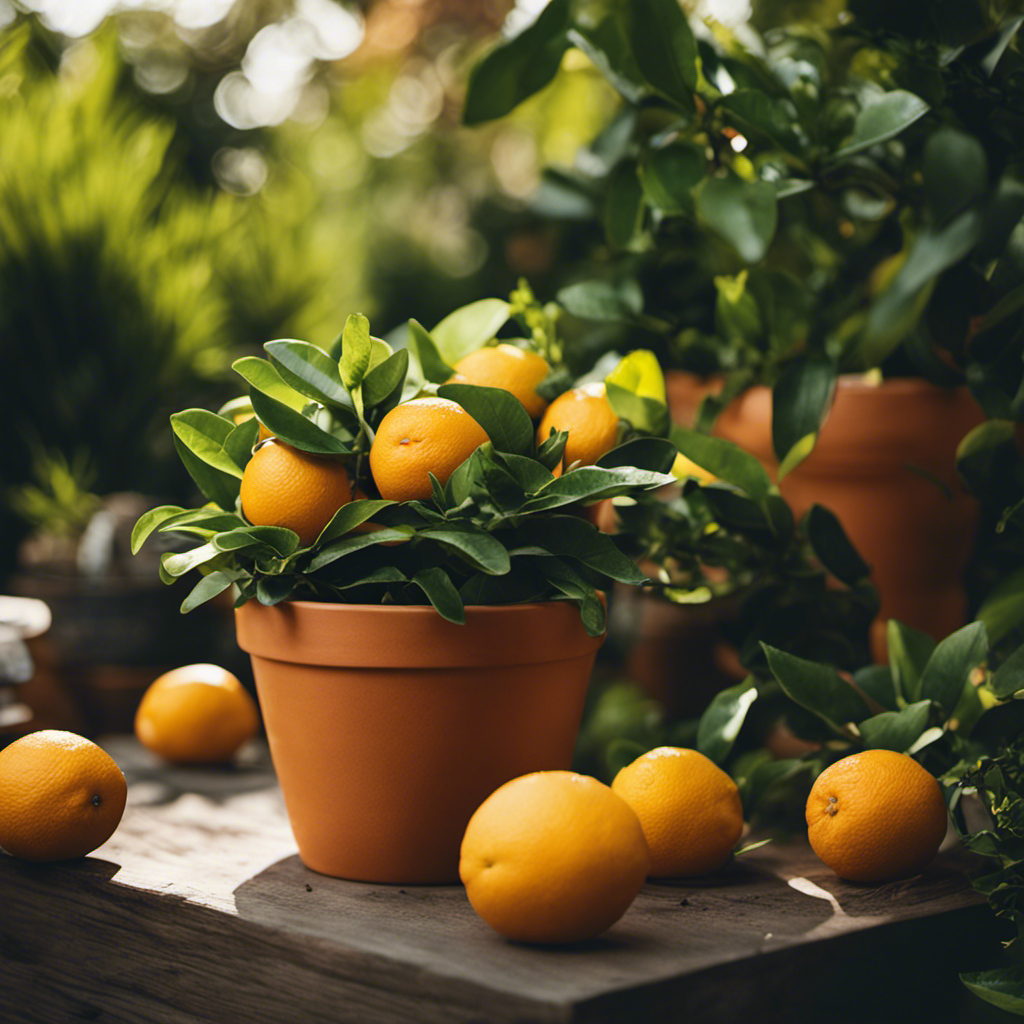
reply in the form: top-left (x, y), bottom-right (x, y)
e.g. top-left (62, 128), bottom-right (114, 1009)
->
top-left (611, 746), bottom-right (744, 877)
top-left (459, 770), bottom-right (650, 944)
top-left (805, 749), bottom-right (949, 882)
top-left (452, 343), bottom-right (551, 419)
top-left (369, 396), bottom-right (488, 502)
top-left (536, 382), bottom-right (620, 470)
top-left (135, 663), bottom-right (260, 765)
top-left (240, 439), bottom-right (352, 547)
top-left (0, 730), bottom-right (127, 862)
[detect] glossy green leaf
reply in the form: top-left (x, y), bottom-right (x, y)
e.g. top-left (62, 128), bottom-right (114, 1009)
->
top-left (249, 390), bottom-right (350, 455)
top-left (408, 319), bottom-right (455, 385)
top-left (518, 515), bottom-right (647, 584)
top-left (264, 339), bottom-right (352, 410)
top-left (604, 161), bottom-right (645, 248)
top-left (316, 500), bottom-right (395, 547)
top-left (161, 543), bottom-right (220, 578)
top-left (960, 968), bottom-right (1024, 1015)
top-left (409, 567), bottom-right (465, 624)
top-left (537, 560), bottom-right (606, 636)
top-left (491, 451), bottom-right (556, 493)
top-left (437, 382), bottom-right (533, 455)
top-left (172, 434), bottom-right (240, 512)
top-left (223, 416), bottom-right (259, 471)
top-left (771, 356), bottom-right (836, 473)
top-left (695, 175), bottom-right (778, 264)
top-left (170, 410), bottom-right (244, 479)
top-left (339, 313), bottom-right (373, 390)
top-left (804, 504), bottom-right (871, 586)
top-left (523, 465), bottom-right (674, 511)
top-left (362, 348), bottom-right (410, 409)
top-left (833, 90), bottom-right (929, 160)
top-left (132, 505), bottom-right (186, 554)
top-left (923, 128), bottom-right (987, 226)
top-left (639, 141), bottom-right (705, 215)
top-left (606, 349), bottom-right (667, 402)
top-left (853, 664), bottom-right (897, 711)
top-left (596, 437), bottom-right (677, 474)
top-left (432, 299), bottom-right (510, 365)
top-left (623, 0), bottom-right (698, 112)
top-left (462, 0), bottom-right (570, 124)
top-left (418, 524), bottom-right (511, 575)
top-left (214, 527), bottom-right (300, 557)
top-left (256, 575), bottom-right (296, 606)
top-left (670, 427), bottom-right (773, 502)
top-left (858, 700), bottom-right (932, 752)
top-left (990, 638), bottom-right (1024, 698)
top-left (566, 12), bottom-right (646, 104)
top-left (306, 528), bottom-right (412, 570)
top-left (918, 621), bottom-right (988, 715)
top-left (887, 619), bottom-right (937, 706)
top-left (720, 90), bottom-right (800, 152)
top-left (696, 678), bottom-right (759, 764)
top-left (556, 279), bottom-right (643, 321)
top-left (605, 381), bottom-right (668, 436)
top-left (762, 644), bottom-right (870, 733)
top-left (231, 357), bottom-right (308, 411)
top-left (180, 569), bottom-right (245, 614)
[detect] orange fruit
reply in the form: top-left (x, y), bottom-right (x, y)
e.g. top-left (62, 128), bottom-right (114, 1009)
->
top-left (536, 383), bottom-right (620, 470)
top-left (452, 343), bottom-right (551, 419)
top-left (369, 396), bottom-right (489, 502)
top-left (805, 749), bottom-right (948, 882)
top-left (459, 770), bottom-right (650, 943)
top-left (240, 439), bottom-right (352, 547)
top-left (135, 663), bottom-right (260, 765)
top-left (0, 730), bottom-right (126, 861)
top-left (611, 747), bottom-right (744, 877)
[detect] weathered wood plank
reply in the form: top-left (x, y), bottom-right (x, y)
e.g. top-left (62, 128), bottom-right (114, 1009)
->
top-left (0, 738), bottom-right (1002, 1024)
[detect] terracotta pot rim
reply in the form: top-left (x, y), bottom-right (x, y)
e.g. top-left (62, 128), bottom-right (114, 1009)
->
top-left (257, 598), bottom-right (591, 616)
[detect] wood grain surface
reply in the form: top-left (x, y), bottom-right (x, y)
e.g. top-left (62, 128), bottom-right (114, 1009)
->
top-left (0, 737), bottom-right (1003, 1024)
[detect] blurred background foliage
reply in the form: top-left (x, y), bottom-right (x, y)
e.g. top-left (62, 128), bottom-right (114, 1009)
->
top-left (0, 0), bottom-right (618, 579)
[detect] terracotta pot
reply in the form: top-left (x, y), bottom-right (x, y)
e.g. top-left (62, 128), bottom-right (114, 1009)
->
top-left (235, 600), bottom-right (604, 884)
top-left (664, 370), bottom-right (725, 428)
top-left (714, 377), bottom-right (985, 657)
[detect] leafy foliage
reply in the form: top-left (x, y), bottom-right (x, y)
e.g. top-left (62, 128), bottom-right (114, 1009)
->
top-left (135, 292), bottom-right (676, 634)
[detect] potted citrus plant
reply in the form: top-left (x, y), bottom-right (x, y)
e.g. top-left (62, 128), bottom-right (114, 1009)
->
top-left (133, 289), bottom-right (675, 884)
top-left (462, 0), bottom-right (1024, 652)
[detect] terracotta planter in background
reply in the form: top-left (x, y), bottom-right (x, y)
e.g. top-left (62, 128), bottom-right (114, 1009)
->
top-left (714, 377), bottom-right (985, 657)
top-left (664, 370), bottom-right (724, 429)
top-left (235, 600), bottom-right (604, 884)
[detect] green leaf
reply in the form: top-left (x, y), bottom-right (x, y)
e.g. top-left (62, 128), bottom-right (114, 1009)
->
top-left (432, 299), bottom-right (510, 366)
top-left (306, 528), bottom-right (412, 570)
top-left (249, 390), bottom-right (351, 455)
top-left (437, 382), bottom-right (533, 455)
top-left (720, 90), bottom-right (801, 152)
top-left (256, 575), bottom-right (297, 606)
top-left (923, 128), bottom-right (987, 227)
top-left (918, 621), bottom-right (988, 715)
top-left (606, 349), bottom-right (667, 403)
top-left (833, 90), bottom-right (930, 160)
top-left (566, 13), bottom-right (646, 104)
top-left (960, 967), bottom-right (1024, 1015)
top-left (623, 0), bottom-right (698, 112)
top-left (670, 427), bottom-right (773, 502)
top-left (161, 543), bottom-right (220, 578)
top-left (462, 0), bottom-right (570, 125)
top-left (605, 381), bottom-right (669, 436)
top-left (181, 569), bottom-right (244, 614)
top-left (604, 161), bottom-right (645, 248)
top-left (362, 348), bottom-right (410, 409)
top-left (214, 527), bottom-right (300, 557)
top-left (418, 524), bottom-right (511, 575)
top-left (556, 279), bottom-right (643, 321)
top-left (804, 504), bottom-right (871, 586)
top-left (316, 499), bottom-right (395, 546)
top-left (853, 664), bottom-right (897, 711)
top-left (338, 313), bottom-right (373, 390)
top-left (771, 356), bottom-right (836, 474)
top-left (762, 644), bottom-right (870, 733)
top-left (132, 505), bottom-right (186, 554)
top-left (264, 339), bottom-right (352, 411)
top-left (517, 516), bottom-right (647, 584)
top-left (639, 141), bottom-right (706, 215)
top-left (170, 410), bottom-right (244, 479)
top-left (232, 357), bottom-right (308, 411)
top-left (490, 451), bottom-right (555, 493)
top-left (523, 465), bottom-right (674, 511)
top-left (409, 567), bottom-right (465, 624)
top-left (223, 417), bottom-right (259, 471)
top-left (887, 619), bottom-right (937, 706)
top-left (977, 567), bottom-right (1024, 645)
top-left (537, 559), bottom-right (606, 636)
top-left (990, 638), bottom-right (1024, 698)
top-left (408, 319), bottom-right (455, 385)
top-left (695, 175), bottom-right (778, 264)
top-left (858, 700), bottom-right (933, 752)
top-left (696, 679), bottom-right (759, 764)
top-left (595, 437), bottom-right (677, 474)
top-left (172, 434), bottom-right (240, 512)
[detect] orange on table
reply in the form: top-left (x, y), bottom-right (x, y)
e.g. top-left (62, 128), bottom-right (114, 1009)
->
top-left (612, 746), bottom-right (744, 877)
top-left (240, 439), bottom-right (352, 547)
top-left (369, 396), bottom-right (488, 502)
top-left (0, 730), bottom-right (126, 862)
top-left (452, 343), bottom-right (551, 419)
top-left (805, 749), bottom-right (949, 882)
top-left (536, 383), bottom-right (620, 470)
top-left (135, 663), bottom-right (260, 765)
top-left (459, 770), bottom-right (649, 944)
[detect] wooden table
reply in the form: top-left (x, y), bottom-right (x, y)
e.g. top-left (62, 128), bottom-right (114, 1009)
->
top-left (0, 737), bottom-right (1002, 1024)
